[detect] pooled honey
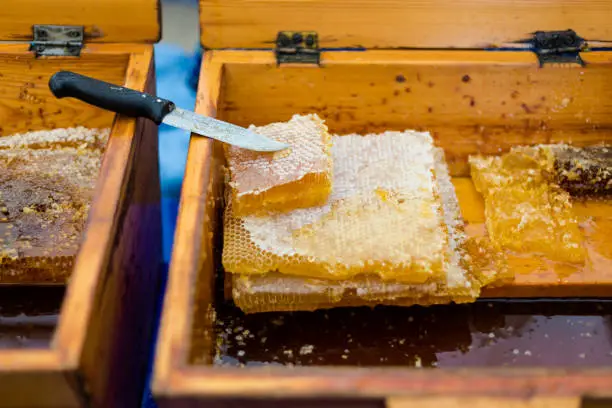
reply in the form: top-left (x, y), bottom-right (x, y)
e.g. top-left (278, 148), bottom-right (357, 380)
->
top-left (0, 286), bottom-right (63, 349)
top-left (192, 299), bottom-right (612, 368)
top-left (454, 177), bottom-right (612, 293)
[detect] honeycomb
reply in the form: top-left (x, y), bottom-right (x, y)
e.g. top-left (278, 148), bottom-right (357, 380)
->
top-left (469, 145), bottom-right (553, 195)
top-left (225, 114), bottom-right (332, 216)
top-left (227, 147), bottom-right (506, 313)
top-left (545, 144), bottom-right (612, 197)
top-left (230, 272), bottom-right (479, 313)
top-left (223, 131), bottom-right (458, 284)
top-left (469, 146), bottom-right (585, 264)
top-left (0, 127), bottom-right (109, 283)
top-left (224, 139), bottom-right (513, 313)
top-left (463, 236), bottom-right (512, 288)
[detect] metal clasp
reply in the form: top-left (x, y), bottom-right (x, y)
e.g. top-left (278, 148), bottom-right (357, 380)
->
top-left (531, 29), bottom-right (588, 66)
top-left (30, 25), bottom-right (84, 57)
top-left (275, 31), bottom-right (320, 65)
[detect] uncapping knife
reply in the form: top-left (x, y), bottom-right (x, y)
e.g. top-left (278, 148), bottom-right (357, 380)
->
top-left (48, 71), bottom-right (289, 152)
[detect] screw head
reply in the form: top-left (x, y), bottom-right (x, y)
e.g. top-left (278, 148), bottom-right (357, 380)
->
top-left (305, 34), bottom-right (315, 47)
top-left (277, 33), bottom-right (291, 47)
top-left (292, 32), bottom-right (303, 45)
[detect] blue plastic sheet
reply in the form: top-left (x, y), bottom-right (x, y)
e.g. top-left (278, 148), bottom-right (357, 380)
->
top-left (140, 42), bottom-right (200, 408)
top-left (155, 43), bottom-right (199, 261)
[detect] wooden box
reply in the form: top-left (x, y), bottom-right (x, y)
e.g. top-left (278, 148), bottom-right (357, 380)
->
top-left (154, 1), bottom-right (612, 407)
top-left (0, 1), bottom-right (162, 406)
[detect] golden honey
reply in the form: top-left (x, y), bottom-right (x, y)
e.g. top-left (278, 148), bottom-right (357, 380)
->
top-left (224, 132), bottom-right (514, 313)
top-left (470, 146), bottom-right (587, 264)
top-left (454, 178), bottom-right (612, 287)
top-left (225, 114), bottom-right (333, 217)
top-left (224, 131), bottom-right (459, 284)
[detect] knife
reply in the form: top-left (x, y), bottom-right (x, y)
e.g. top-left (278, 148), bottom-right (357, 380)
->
top-left (48, 71), bottom-right (289, 152)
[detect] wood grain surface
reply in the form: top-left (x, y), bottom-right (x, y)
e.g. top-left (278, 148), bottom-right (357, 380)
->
top-left (200, 0), bottom-right (612, 49)
top-left (387, 397), bottom-right (582, 408)
top-left (0, 48), bottom-right (129, 136)
top-left (1, 0), bottom-right (160, 43)
top-left (217, 50), bottom-right (612, 176)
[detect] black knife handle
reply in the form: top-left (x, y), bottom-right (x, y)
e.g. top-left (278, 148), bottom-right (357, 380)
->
top-left (49, 70), bottom-right (175, 125)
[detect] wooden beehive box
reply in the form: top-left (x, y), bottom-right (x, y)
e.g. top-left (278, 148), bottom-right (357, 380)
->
top-left (0, 0), bottom-right (162, 406)
top-left (154, 1), bottom-right (612, 407)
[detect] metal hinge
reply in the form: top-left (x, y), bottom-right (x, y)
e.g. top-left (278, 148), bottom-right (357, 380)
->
top-left (30, 25), bottom-right (84, 57)
top-left (531, 29), bottom-right (588, 66)
top-left (275, 31), bottom-right (320, 65)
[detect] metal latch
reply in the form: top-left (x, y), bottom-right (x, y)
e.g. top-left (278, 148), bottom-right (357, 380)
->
top-left (531, 29), bottom-right (588, 66)
top-left (30, 25), bottom-right (84, 57)
top-left (275, 31), bottom-right (320, 65)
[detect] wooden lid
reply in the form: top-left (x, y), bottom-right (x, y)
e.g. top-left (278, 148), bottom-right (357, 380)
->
top-left (200, 0), bottom-right (612, 49)
top-left (1, 0), bottom-right (160, 43)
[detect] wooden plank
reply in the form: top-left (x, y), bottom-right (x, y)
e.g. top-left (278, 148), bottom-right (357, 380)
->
top-left (155, 365), bottom-right (612, 400)
top-left (0, 49), bottom-right (129, 136)
top-left (0, 0), bottom-right (160, 43)
top-left (215, 50), bottom-right (612, 176)
top-left (0, 351), bottom-right (81, 408)
top-left (54, 45), bottom-right (162, 407)
top-left (152, 52), bottom-right (224, 397)
top-left (199, 0), bottom-right (612, 49)
top-left (387, 396), bottom-right (581, 408)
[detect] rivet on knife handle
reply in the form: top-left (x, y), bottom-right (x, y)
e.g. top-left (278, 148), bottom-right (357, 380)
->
top-left (49, 70), bottom-right (175, 125)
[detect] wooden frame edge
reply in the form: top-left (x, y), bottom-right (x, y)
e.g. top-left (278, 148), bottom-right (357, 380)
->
top-left (192, 48), bottom-right (612, 67)
top-left (386, 396), bottom-right (584, 408)
top-left (0, 43), bottom-right (152, 56)
top-left (152, 51), bottom-right (224, 396)
top-left (0, 0), bottom-right (160, 44)
top-left (0, 349), bottom-right (83, 407)
top-left (154, 0), bottom-right (163, 43)
top-left (53, 44), bottom-right (155, 369)
top-left (0, 349), bottom-right (63, 371)
top-left (198, 0), bottom-right (612, 50)
top-left (154, 365), bottom-right (612, 400)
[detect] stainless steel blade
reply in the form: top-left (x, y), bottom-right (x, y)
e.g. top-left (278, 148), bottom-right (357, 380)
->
top-left (162, 107), bottom-right (290, 152)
